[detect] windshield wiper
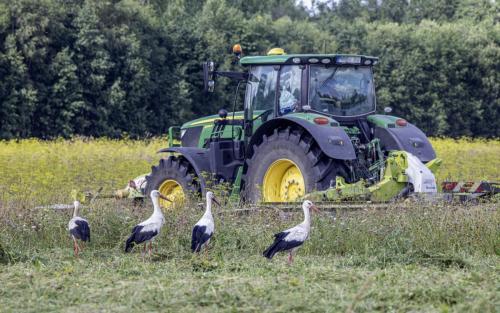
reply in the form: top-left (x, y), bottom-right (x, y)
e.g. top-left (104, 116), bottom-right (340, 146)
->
top-left (318, 66), bottom-right (338, 90)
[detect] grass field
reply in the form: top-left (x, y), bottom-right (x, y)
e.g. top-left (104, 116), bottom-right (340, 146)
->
top-left (0, 138), bottom-right (499, 312)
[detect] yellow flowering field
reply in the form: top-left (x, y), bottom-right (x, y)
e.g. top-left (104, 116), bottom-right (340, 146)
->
top-left (0, 137), bottom-right (498, 204)
top-left (430, 138), bottom-right (500, 182)
top-left (0, 138), bottom-right (165, 204)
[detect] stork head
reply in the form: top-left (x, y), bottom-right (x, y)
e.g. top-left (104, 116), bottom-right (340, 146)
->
top-left (303, 200), bottom-right (319, 214)
top-left (206, 191), bottom-right (220, 206)
top-left (150, 190), bottom-right (172, 202)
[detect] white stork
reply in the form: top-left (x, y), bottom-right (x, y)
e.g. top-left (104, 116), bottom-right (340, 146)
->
top-left (125, 190), bottom-right (171, 256)
top-left (263, 200), bottom-right (319, 264)
top-left (68, 200), bottom-right (90, 257)
top-left (191, 191), bottom-right (220, 253)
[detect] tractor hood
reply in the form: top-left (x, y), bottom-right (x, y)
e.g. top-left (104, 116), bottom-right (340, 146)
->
top-left (181, 111), bottom-right (246, 129)
top-left (180, 111), bottom-right (272, 129)
top-left (179, 111), bottom-right (263, 148)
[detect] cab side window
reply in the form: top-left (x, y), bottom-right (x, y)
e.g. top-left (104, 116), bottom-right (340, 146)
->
top-left (278, 66), bottom-right (301, 115)
top-left (247, 66), bottom-right (278, 118)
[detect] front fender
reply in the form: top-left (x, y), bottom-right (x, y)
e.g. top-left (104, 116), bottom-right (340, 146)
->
top-left (368, 114), bottom-right (436, 162)
top-left (249, 116), bottom-right (356, 160)
top-left (158, 147), bottom-right (211, 190)
top-left (374, 125), bottom-right (436, 162)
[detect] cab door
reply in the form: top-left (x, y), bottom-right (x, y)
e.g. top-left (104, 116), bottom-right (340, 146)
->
top-left (244, 65), bottom-right (279, 135)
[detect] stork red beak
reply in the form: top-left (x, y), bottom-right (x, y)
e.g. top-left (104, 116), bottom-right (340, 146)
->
top-left (159, 194), bottom-right (172, 202)
top-left (311, 205), bottom-right (320, 214)
top-left (212, 197), bottom-right (221, 206)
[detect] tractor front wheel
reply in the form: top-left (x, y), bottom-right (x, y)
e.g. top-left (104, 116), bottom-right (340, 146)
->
top-left (243, 127), bottom-right (337, 203)
top-left (145, 157), bottom-right (198, 209)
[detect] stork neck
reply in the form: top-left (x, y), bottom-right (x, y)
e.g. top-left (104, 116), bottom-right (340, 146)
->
top-left (152, 197), bottom-right (163, 216)
top-left (73, 201), bottom-right (80, 218)
top-left (204, 198), bottom-right (212, 217)
top-left (303, 206), bottom-right (311, 226)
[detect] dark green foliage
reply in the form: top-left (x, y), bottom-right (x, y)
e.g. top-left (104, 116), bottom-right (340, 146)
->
top-left (0, 0), bottom-right (498, 138)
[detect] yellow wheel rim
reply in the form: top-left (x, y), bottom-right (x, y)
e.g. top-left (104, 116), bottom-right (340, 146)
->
top-left (262, 159), bottom-right (305, 202)
top-left (158, 179), bottom-right (185, 209)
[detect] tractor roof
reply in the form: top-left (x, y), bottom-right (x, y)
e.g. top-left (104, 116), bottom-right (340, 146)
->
top-left (240, 54), bottom-right (379, 66)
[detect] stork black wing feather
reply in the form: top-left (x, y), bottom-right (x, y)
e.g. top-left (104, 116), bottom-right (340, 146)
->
top-left (71, 220), bottom-right (91, 242)
top-left (191, 225), bottom-right (212, 253)
top-left (263, 232), bottom-right (303, 259)
top-left (274, 231), bottom-right (289, 241)
top-left (124, 225), bottom-right (158, 252)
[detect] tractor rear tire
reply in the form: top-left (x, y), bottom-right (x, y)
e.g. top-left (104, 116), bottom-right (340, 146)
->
top-left (145, 156), bottom-right (199, 208)
top-left (243, 127), bottom-right (339, 203)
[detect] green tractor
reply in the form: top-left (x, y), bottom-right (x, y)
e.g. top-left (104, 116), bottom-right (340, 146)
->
top-left (145, 47), bottom-right (444, 208)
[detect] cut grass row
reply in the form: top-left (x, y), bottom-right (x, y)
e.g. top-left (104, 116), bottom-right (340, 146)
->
top-left (0, 200), bottom-right (499, 312)
top-left (1, 251), bottom-right (498, 312)
top-left (0, 138), bottom-right (499, 312)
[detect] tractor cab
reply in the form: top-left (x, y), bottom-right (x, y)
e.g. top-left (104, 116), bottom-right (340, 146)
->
top-left (238, 50), bottom-right (379, 145)
top-left (242, 51), bottom-right (377, 121)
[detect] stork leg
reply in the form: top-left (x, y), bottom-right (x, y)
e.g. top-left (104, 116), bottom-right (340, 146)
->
top-left (203, 239), bottom-right (211, 257)
top-left (141, 244), bottom-right (146, 261)
top-left (148, 242), bottom-right (152, 258)
top-left (75, 241), bottom-right (80, 258)
top-left (288, 251), bottom-right (294, 265)
top-left (72, 238), bottom-right (78, 257)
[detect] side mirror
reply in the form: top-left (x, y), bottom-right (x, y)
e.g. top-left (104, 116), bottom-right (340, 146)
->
top-left (203, 61), bottom-right (216, 93)
top-left (384, 106), bottom-right (393, 114)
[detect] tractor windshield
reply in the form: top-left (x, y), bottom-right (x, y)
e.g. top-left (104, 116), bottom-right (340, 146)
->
top-left (308, 66), bottom-right (375, 117)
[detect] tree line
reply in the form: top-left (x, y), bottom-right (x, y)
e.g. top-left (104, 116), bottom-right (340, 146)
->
top-left (0, 0), bottom-right (498, 139)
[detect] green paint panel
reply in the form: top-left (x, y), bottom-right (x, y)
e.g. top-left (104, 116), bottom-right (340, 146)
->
top-left (368, 114), bottom-right (403, 128)
top-left (286, 112), bottom-right (340, 126)
top-left (197, 123), bottom-right (245, 147)
top-left (240, 55), bottom-right (289, 65)
top-left (181, 110), bottom-right (265, 148)
top-left (182, 111), bottom-right (246, 128)
top-left (240, 54), bottom-right (378, 66)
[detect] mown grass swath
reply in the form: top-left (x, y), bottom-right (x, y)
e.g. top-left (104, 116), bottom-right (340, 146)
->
top-left (0, 138), bottom-right (498, 312)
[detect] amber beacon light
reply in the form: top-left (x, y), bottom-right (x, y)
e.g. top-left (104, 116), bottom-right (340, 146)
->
top-left (232, 44), bottom-right (243, 58)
